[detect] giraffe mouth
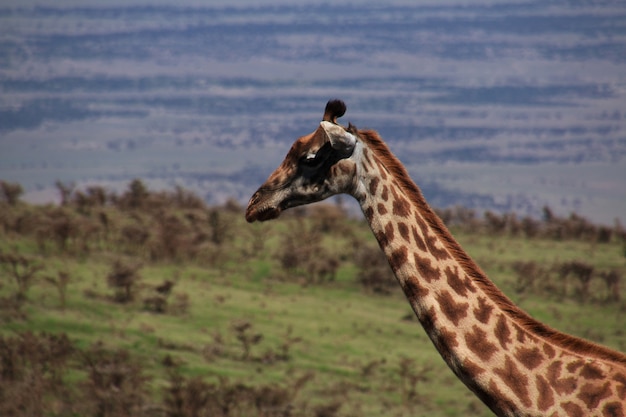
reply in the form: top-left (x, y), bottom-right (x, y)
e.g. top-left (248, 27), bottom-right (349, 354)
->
top-left (246, 204), bottom-right (281, 222)
top-left (245, 189), bottom-right (283, 222)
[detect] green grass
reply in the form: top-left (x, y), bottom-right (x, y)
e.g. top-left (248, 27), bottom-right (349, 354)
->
top-left (0, 201), bottom-right (624, 417)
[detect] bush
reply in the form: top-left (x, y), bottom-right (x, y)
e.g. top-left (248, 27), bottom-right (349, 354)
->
top-left (107, 259), bottom-right (142, 303)
top-left (354, 245), bottom-right (396, 295)
top-left (0, 332), bottom-right (74, 416)
top-left (0, 181), bottom-right (23, 206)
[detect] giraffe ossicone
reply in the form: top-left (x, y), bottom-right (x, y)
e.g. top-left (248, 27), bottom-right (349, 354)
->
top-left (246, 99), bottom-right (626, 416)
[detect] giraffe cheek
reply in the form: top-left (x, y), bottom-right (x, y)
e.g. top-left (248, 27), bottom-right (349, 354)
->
top-left (330, 160), bottom-right (356, 191)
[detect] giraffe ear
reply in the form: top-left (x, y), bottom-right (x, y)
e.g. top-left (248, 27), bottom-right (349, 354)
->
top-left (321, 121), bottom-right (356, 155)
top-left (322, 99), bottom-right (346, 124)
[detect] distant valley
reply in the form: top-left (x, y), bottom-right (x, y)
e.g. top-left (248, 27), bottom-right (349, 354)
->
top-left (1, 0), bottom-right (625, 224)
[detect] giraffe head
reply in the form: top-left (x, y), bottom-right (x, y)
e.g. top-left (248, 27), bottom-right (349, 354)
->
top-left (246, 99), bottom-right (359, 222)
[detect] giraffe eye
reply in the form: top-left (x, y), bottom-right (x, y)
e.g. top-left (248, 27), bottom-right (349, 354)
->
top-left (300, 143), bottom-right (332, 168)
top-left (301, 152), bottom-right (320, 167)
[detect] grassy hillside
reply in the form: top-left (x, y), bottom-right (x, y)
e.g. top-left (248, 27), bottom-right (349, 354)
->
top-left (0, 180), bottom-right (624, 417)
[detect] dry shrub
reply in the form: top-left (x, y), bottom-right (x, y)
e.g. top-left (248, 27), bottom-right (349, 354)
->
top-left (307, 203), bottom-right (350, 235)
top-left (107, 259), bottom-right (142, 303)
top-left (80, 343), bottom-right (147, 417)
top-left (559, 261), bottom-right (594, 302)
top-left (0, 332), bottom-right (74, 416)
top-left (599, 270), bottom-right (622, 302)
top-left (164, 369), bottom-right (312, 417)
top-left (0, 180), bottom-right (23, 206)
top-left (143, 280), bottom-right (185, 314)
top-left (0, 251), bottom-right (43, 302)
top-left (232, 321), bottom-right (263, 361)
top-left (150, 212), bottom-right (190, 261)
top-left (354, 245), bottom-right (396, 295)
top-left (261, 325), bottom-right (303, 364)
top-left (435, 206), bottom-right (479, 232)
top-left (273, 216), bottom-right (344, 285)
top-left (512, 260), bottom-right (621, 304)
top-left (511, 261), bottom-right (543, 294)
top-left (44, 270), bottom-right (71, 310)
top-left (398, 356), bottom-right (432, 409)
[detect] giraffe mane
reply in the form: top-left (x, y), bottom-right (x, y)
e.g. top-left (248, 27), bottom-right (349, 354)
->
top-left (356, 127), bottom-right (626, 366)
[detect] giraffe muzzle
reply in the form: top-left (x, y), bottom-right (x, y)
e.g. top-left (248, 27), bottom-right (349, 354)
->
top-left (245, 190), bottom-right (282, 222)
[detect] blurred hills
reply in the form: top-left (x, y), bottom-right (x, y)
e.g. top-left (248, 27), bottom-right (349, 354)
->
top-left (0, 0), bottom-right (625, 224)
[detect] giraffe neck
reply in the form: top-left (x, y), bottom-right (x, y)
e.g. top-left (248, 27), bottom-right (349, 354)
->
top-left (351, 130), bottom-right (626, 416)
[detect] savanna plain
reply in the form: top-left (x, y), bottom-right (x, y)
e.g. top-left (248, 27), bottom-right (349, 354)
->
top-left (0, 179), bottom-right (624, 417)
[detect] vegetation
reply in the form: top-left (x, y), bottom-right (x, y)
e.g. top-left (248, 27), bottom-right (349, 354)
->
top-left (0, 179), bottom-right (624, 417)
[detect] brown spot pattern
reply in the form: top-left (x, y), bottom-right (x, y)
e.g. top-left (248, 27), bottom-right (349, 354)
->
top-left (465, 325), bottom-right (498, 361)
top-left (487, 379), bottom-right (516, 416)
top-left (414, 254), bottom-right (441, 283)
top-left (436, 290), bottom-right (469, 326)
top-left (436, 327), bottom-right (460, 360)
top-left (333, 161), bottom-right (352, 175)
top-left (536, 375), bottom-right (555, 411)
top-left (381, 185), bottom-right (389, 201)
top-left (445, 266), bottom-right (474, 296)
top-left (393, 199), bottom-right (411, 218)
top-left (513, 322), bottom-right (536, 344)
top-left (384, 222), bottom-right (395, 244)
top-left (580, 362), bottom-right (605, 380)
top-left (613, 374), bottom-right (626, 400)
top-left (368, 177), bottom-right (379, 195)
top-left (495, 315), bottom-right (512, 349)
top-left (494, 356), bottom-right (531, 408)
top-left (402, 278), bottom-right (429, 299)
top-left (377, 203), bottom-right (387, 215)
top-left (462, 358), bottom-right (486, 378)
top-left (411, 226), bottom-right (427, 252)
top-left (562, 401), bottom-right (584, 417)
top-left (420, 306), bottom-right (437, 336)
top-left (391, 187), bottom-right (411, 218)
top-left (415, 214), bottom-right (450, 260)
top-left (473, 296), bottom-right (494, 324)
top-left (398, 222), bottom-right (410, 242)
top-left (362, 148), bottom-right (372, 167)
top-left (514, 346), bottom-right (544, 370)
top-left (377, 160), bottom-right (388, 180)
top-left (374, 230), bottom-right (389, 248)
top-left (567, 361), bottom-right (584, 373)
top-left (364, 206), bottom-right (374, 223)
top-left (543, 343), bottom-right (556, 359)
top-left (603, 402), bottom-right (625, 417)
top-left (389, 246), bottom-right (408, 272)
top-left (578, 381), bottom-right (612, 410)
top-left (547, 361), bottom-right (577, 395)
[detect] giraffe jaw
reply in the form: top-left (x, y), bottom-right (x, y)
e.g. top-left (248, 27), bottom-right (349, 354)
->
top-left (245, 204), bottom-right (281, 222)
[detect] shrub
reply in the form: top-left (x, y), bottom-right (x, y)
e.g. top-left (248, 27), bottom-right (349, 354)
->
top-left (559, 261), bottom-right (594, 302)
top-left (44, 270), bottom-right (71, 310)
top-left (80, 343), bottom-right (147, 417)
top-left (354, 245), bottom-right (396, 295)
top-left (0, 181), bottom-right (23, 206)
top-left (107, 259), bottom-right (142, 303)
top-left (0, 251), bottom-right (43, 302)
top-left (0, 332), bottom-right (74, 416)
top-left (599, 269), bottom-right (622, 302)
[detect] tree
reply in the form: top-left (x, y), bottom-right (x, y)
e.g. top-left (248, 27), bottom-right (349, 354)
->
top-left (0, 181), bottom-right (23, 206)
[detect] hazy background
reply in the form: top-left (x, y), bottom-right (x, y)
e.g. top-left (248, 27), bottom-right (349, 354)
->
top-left (1, 0), bottom-right (625, 224)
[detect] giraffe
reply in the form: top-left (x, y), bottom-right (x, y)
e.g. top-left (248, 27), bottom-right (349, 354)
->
top-left (245, 99), bottom-right (626, 416)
